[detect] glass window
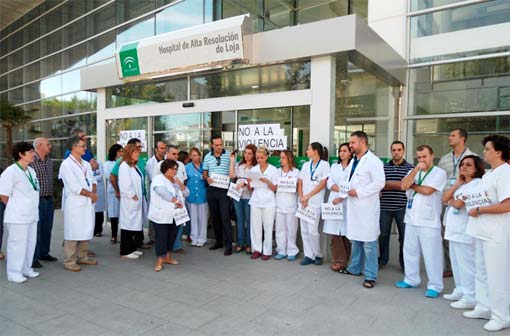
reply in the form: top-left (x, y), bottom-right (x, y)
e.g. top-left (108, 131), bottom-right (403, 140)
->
top-left (41, 53), bottom-right (62, 78)
top-left (190, 62), bottom-right (311, 99)
top-left (411, 0), bottom-right (466, 11)
top-left (41, 97), bottom-right (62, 119)
top-left (409, 57), bottom-right (510, 115)
top-left (117, 0), bottom-right (156, 24)
top-left (24, 62), bottom-right (41, 84)
top-left (351, 0), bottom-right (368, 20)
top-left (8, 69), bottom-right (23, 88)
top-left (156, 0), bottom-right (205, 34)
top-left (298, 0), bottom-right (348, 25)
top-left (106, 117), bottom-right (149, 159)
top-left (411, 0), bottom-right (510, 38)
top-left (40, 74), bottom-right (62, 99)
top-left (24, 82), bottom-right (41, 103)
top-left (62, 69), bottom-right (81, 94)
top-left (8, 87), bottom-right (24, 105)
top-left (223, 0), bottom-right (263, 32)
top-left (25, 18), bottom-right (42, 42)
top-left (62, 1), bottom-right (87, 24)
top-left (87, 31), bottom-right (116, 64)
top-left (8, 49), bottom-right (23, 71)
top-left (87, 3), bottom-right (116, 37)
top-left (116, 16), bottom-right (155, 46)
top-left (63, 17), bottom-right (87, 48)
top-left (62, 43), bottom-right (88, 71)
top-left (22, 101), bottom-right (41, 120)
top-left (7, 30), bottom-right (24, 52)
top-left (62, 91), bottom-right (94, 116)
top-left (24, 40), bottom-right (40, 64)
top-left (41, 6), bottom-right (62, 34)
top-left (0, 75), bottom-right (7, 92)
top-left (107, 77), bottom-right (188, 108)
top-left (41, 30), bottom-right (62, 56)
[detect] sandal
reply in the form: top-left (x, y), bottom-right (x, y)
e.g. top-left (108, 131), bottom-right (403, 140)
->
top-left (363, 280), bottom-right (376, 288)
top-left (245, 247), bottom-right (252, 255)
top-left (154, 263), bottom-right (163, 272)
top-left (163, 258), bottom-right (179, 265)
top-left (234, 246), bottom-right (244, 253)
top-left (338, 269), bottom-right (361, 276)
top-left (0, 251), bottom-right (4, 260)
top-left (110, 237), bottom-right (117, 245)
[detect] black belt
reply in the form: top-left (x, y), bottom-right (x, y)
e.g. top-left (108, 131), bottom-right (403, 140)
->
top-left (40, 195), bottom-right (53, 199)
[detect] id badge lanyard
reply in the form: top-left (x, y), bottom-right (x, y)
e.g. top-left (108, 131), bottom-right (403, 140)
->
top-left (408, 166), bottom-right (434, 209)
top-left (70, 155), bottom-right (90, 187)
top-left (16, 162), bottom-right (39, 191)
top-left (310, 159), bottom-right (321, 185)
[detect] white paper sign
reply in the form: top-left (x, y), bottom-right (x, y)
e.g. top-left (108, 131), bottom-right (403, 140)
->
top-left (337, 181), bottom-right (350, 198)
top-left (237, 123), bottom-right (287, 150)
top-left (118, 130), bottom-right (147, 152)
top-left (246, 171), bottom-right (264, 188)
top-left (295, 205), bottom-right (318, 224)
top-left (227, 182), bottom-right (241, 201)
top-left (278, 177), bottom-right (297, 193)
top-left (321, 203), bottom-right (344, 220)
top-left (210, 172), bottom-right (230, 189)
top-left (174, 207), bottom-right (190, 226)
top-left (463, 189), bottom-right (490, 211)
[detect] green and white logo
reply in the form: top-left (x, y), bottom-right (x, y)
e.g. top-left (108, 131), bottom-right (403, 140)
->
top-left (119, 42), bottom-right (140, 78)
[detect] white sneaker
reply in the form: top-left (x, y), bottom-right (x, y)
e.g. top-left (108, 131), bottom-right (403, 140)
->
top-left (450, 300), bottom-right (475, 310)
top-left (8, 276), bottom-right (27, 284)
top-left (463, 308), bottom-right (491, 320)
top-left (181, 234), bottom-right (188, 241)
top-left (443, 292), bottom-right (463, 301)
top-left (133, 251), bottom-right (143, 256)
top-left (121, 253), bottom-right (139, 259)
top-left (190, 241), bottom-right (198, 246)
top-left (483, 320), bottom-right (510, 332)
top-left (23, 270), bottom-right (40, 278)
top-left (196, 242), bottom-right (205, 247)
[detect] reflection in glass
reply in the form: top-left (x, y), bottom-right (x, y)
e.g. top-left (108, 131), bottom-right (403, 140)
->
top-left (298, 0), bottom-right (348, 24)
top-left (156, 0), bottom-right (205, 34)
top-left (63, 43), bottom-right (88, 71)
top-left (8, 69), bottom-right (23, 88)
top-left (24, 83), bottom-right (41, 103)
top-left (117, 0), bottom-right (156, 24)
top-left (87, 31), bottom-right (116, 64)
top-left (41, 75), bottom-right (62, 99)
top-left (117, 16), bottom-right (155, 46)
top-left (41, 53), bottom-right (62, 78)
top-left (87, 3), bottom-right (116, 37)
top-left (63, 18), bottom-right (87, 48)
top-left (24, 62), bottom-right (41, 83)
top-left (41, 97), bottom-right (62, 119)
top-left (62, 69), bottom-right (81, 94)
top-left (411, 0), bottom-right (470, 11)
top-left (61, 91), bottom-right (94, 115)
top-left (105, 117), bottom-right (148, 156)
top-left (24, 40), bottom-right (41, 64)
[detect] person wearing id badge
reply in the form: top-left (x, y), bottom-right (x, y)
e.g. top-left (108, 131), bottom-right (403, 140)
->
top-left (323, 143), bottom-right (352, 272)
top-left (297, 142), bottom-right (330, 266)
top-left (274, 150), bottom-right (300, 261)
top-left (341, 132), bottom-right (385, 289)
top-left (441, 155), bottom-right (484, 310)
top-left (186, 148), bottom-right (208, 248)
top-left (59, 136), bottom-right (98, 272)
top-left (0, 142), bottom-right (41, 283)
top-left (464, 135), bottom-right (510, 332)
top-left (438, 128), bottom-right (476, 278)
top-left (396, 145), bottom-right (447, 298)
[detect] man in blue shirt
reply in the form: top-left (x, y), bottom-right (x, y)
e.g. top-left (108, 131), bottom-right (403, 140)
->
top-left (63, 127), bottom-right (94, 161)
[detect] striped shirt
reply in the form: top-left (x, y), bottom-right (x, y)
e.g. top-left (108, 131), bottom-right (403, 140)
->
top-left (203, 149), bottom-right (231, 176)
top-left (380, 159), bottom-right (413, 211)
top-left (30, 153), bottom-right (53, 197)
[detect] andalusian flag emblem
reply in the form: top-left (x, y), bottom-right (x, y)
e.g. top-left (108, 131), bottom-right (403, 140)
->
top-left (119, 42), bottom-right (140, 77)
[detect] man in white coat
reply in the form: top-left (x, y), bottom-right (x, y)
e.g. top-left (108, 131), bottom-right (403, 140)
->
top-left (342, 131), bottom-right (385, 289)
top-left (396, 145), bottom-right (447, 298)
top-left (59, 136), bottom-right (98, 272)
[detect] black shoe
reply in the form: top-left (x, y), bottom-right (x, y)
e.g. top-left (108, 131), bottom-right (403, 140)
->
top-left (32, 260), bottom-right (43, 268)
top-left (40, 255), bottom-right (58, 261)
top-left (209, 244), bottom-right (224, 251)
top-left (224, 250), bottom-right (232, 256)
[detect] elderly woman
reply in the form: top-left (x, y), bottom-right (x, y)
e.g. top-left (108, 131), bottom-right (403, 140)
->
top-left (465, 135), bottom-right (510, 332)
top-left (104, 144), bottom-right (123, 244)
top-left (119, 143), bottom-right (147, 260)
top-left (185, 148), bottom-right (208, 247)
top-left (0, 142), bottom-right (40, 283)
top-left (149, 159), bottom-right (190, 271)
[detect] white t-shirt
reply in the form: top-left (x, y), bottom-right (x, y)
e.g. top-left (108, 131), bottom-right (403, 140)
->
top-left (248, 164), bottom-right (278, 208)
top-left (444, 179), bottom-right (482, 244)
top-left (275, 167), bottom-right (299, 213)
top-left (0, 164), bottom-right (40, 224)
top-left (235, 163), bottom-right (253, 200)
top-left (404, 166), bottom-right (447, 228)
top-left (299, 159), bottom-right (330, 208)
top-left (466, 163), bottom-right (510, 242)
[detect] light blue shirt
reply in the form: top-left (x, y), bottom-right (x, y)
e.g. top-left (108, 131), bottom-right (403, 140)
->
top-left (185, 162), bottom-right (207, 204)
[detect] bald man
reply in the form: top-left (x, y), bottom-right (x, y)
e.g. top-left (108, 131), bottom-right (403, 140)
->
top-left (30, 138), bottom-right (57, 268)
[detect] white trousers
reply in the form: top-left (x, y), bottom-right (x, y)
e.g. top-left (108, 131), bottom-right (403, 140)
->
top-left (250, 206), bottom-right (275, 256)
top-left (300, 208), bottom-right (322, 259)
top-left (275, 212), bottom-right (299, 257)
top-left (188, 202), bottom-right (208, 244)
top-left (449, 240), bottom-right (476, 304)
top-left (403, 225), bottom-right (444, 292)
top-left (6, 222), bottom-right (37, 280)
top-left (474, 235), bottom-right (510, 323)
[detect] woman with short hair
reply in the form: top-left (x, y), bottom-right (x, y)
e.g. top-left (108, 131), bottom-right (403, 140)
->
top-left (0, 142), bottom-right (40, 283)
top-left (185, 148), bottom-right (208, 247)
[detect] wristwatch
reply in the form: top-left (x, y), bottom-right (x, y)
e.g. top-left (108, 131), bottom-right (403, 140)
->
top-left (476, 207), bottom-right (482, 215)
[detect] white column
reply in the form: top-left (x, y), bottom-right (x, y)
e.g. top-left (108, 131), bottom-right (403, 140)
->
top-left (96, 88), bottom-right (106, 162)
top-left (310, 56), bottom-right (336, 151)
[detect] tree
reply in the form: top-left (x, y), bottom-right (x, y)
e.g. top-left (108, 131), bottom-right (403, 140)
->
top-left (0, 100), bottom-right (37, 159)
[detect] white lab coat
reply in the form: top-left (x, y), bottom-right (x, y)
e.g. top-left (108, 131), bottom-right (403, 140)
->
top-left (59, 156), bottom-right (96, 240)
top-left (345, 151), bottom-right (385, 242)
top-left (323, 163), bottom-right (350, 236)
top-left (119, 162), bottom-right (147, 231)
top-left (145, 155), bottom-right (161, 183)
top-left (93, 161), bottom-right (105, 213)
top-left (104, 160), bottom-right (119, 218)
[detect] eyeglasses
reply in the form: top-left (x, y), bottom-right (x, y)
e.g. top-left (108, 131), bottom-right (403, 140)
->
top-left (216, 156), bottom-right (221, 166)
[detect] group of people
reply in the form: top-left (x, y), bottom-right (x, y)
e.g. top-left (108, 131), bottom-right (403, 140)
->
top-left (0, 127), bottom-right (509, 332)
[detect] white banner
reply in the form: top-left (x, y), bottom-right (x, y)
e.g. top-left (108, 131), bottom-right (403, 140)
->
top-left (321, 203), bottom-right (344, 220)
top-left (174, 207), bottom-right (190, 226)
top-left (209, 172), bottom-right (230, 189)
top-left (237, 124), bottom-right (287, 150)
top-left (463, 189), bottom-right (490, 211)
top-left (118, 130), bottom-right (147, 152)
top-left (277, 177), bottom-right (297, 193)
top-left (295, 205), bottom-right (318, 224)
top-left (336, 181), bottom-right (350, 198)
top-left (227, 182), bottom-right (241, 202)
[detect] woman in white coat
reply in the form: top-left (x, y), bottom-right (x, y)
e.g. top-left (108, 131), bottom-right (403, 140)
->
top-left (104, 144), bottom-right (123, 244)
top-left (442, 155), bottom-right (484, 310)
top-left (0, 142), bottom-right (40, 283)
top-left (119, 143), bottom-right (147, 259)
top-left (274, 150), bottom-right (300, 261)
top-left (465, 135), bottom-right (510, 332)
top-left (324, 143), bottom-right (352, 272)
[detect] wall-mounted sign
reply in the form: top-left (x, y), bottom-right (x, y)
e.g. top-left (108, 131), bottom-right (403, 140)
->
top-left (116, 15), bottom-right (251, 80)
top-left (118, 130), bottom-right (147, 152)
top-left (238, 123), bottom-right (287, 151)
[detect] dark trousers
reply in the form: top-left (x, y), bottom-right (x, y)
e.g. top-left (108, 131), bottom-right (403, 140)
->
top-left (330, 234), bottom-right (352, 268)
top-left (207, 186), bottom-right (232, 250)
top-left (110, 217), bottom-right (119, 239)
top-left (0, 202), bottom-right (4, 251)
top-left (94, 212), bottom-right (104, 235)
top-left (34, 197), bottom-right (54, 260)
top-left (152, 221), bottom-right (178, 257)
top-left (379, 208), bottom-right (406, 269)
top-left (120, 229), bottom-right (143, 256)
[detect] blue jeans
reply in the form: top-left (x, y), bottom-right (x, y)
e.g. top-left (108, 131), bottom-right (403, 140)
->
top-left (379, 208), bottom-right (406, 269)
top-left (233, 199), bottom-right (250, 247)
top-left (347, 240), bottom-right (379, 281)
top-left (0, 202), bottom-right (5, 250)
top-left (34, 197), bottom-right (54, 260)
top-left (173, 224), bottom-right (184, 250)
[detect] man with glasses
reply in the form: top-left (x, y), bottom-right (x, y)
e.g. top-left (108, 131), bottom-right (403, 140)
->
top-left (203, 135), bottom-right (233, 255)
top-left (64, 127), bottom-right (94, 162)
